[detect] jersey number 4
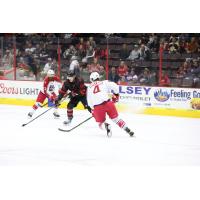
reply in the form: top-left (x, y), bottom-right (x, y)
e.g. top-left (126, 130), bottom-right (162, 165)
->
top-left (93, 85), bottom-right (100, 94)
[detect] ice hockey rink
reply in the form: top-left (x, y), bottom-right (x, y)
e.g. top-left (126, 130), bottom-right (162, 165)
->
top-left (0, 104), bottom-right (200, 166)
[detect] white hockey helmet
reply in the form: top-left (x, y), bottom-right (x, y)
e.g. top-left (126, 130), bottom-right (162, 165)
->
top-left (47, 69), bottom-right (55, 77)
top-left (90, 72), bottom-right (100, 82)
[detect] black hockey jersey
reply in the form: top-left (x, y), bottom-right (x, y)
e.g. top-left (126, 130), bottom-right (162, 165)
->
top-left (58, 77), bottom-right (87, 100)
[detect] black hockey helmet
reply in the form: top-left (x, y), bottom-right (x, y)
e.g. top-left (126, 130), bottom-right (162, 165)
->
top-left (67, 69), bottom-right (75, 77)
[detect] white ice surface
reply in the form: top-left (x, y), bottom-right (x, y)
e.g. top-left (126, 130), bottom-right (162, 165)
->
top-left (0, 104), bottom-right (200, 166)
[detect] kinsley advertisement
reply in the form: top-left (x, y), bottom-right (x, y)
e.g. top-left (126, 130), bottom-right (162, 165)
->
top-left (1, 80), bottom-right (200, 112)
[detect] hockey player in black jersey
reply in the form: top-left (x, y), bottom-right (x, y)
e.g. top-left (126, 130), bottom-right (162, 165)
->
top-left (55, 70), bottom-right (91, 125)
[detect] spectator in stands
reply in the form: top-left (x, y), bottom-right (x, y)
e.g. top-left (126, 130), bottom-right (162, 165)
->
top-left (63, 45), bottom-right (77, 59)
top-left (38, 42), bottom-right (49, 58)
top-left (125, 68), bottom-right (138, 85)
top-left (178, 37), bottom-right (187, 53)
top-left (88, 58), bottom-right (101, 73)
top-left (25, 42), bottom-right (36, 53)
top-left (99, 65), bottom-right (106, 80)
top-left (119, 44), bottom-right (130, 60)
top-left (79, 59), bottom-right (90, 82)
top-left (117, 61), bottom-right (128, 78)
top-left (25, 49), bottom-right (38, 80)
top-left (108, 66), bottom-right (120, 83)
top-left (76, 37), bottom-right (86, 50)
top-left (168, 37), bottom-right (179, 54)
top-left (43, 58), bottom-right (53, 74)
top-left (33, 44), bottom-right (42, 59)
top-left (160, 39), bottom-right (169, 53)
top-left (0, 70), bottom-right (7, 80)
top-left (88, 37), bottom-right (96, 49)
top-left (51, 59), bottom-right (58, 73)
top-left (191, 59), bottom-right (200, 75)
top-left (147, 34), bottom-right (159, 52)
top-left (86, 45), bottom-right (95, 59)
top-left (64, 34), bottom-right (72, 39)
top-left (118, 75), bottom-right (128, 85)
top-left (84, 44), bottom-right (95, 63)
top-left (177, 65), bottom-right (186, 78)
top-left (186, 37), bottom-right (199, 53)
top-left (76, 44), bottom-right (86, 61)
top-left (177, 60), bottom-right (191, 78)
top-left (2, 50), bottom-right (13, 68)
top-left (191, 59), bottom-right (200, 87)
top-left (95, 46), bottom-right (107, 59)
top-left (17, 57), bottom-right (29, 71)
top-left (139, 44), bottom-right (151, 60)
top-left (160, 71), bottom-right (170, 86)
top-left (138, 68), bottom-right (154, 85)
top-left (127, 45), bottom-right (140, 60)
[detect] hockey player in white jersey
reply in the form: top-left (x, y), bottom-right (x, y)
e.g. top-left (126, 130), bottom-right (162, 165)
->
top-left (28, 69), bottom-right (61, 118)
top-left (87, 72), bottom-right (134, 137)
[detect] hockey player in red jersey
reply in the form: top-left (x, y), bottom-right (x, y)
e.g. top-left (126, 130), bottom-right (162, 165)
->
top-left (54, 70), bottom-right (91, 125)
top-left (28, 69), bottom-right (61, 118)
top-left (87, 72), bottom-right (134, 137)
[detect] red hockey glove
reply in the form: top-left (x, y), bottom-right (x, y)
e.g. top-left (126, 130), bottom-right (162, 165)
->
top-left (112, 94), bottom-right (119, 103)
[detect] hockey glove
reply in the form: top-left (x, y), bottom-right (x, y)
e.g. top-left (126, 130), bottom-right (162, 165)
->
top-left (112, 94), bottom-right (119, 103)
top-left (71, 91), bottom-right (79, 97)
top-left (49, 93), bottom-right (57, 102)
top-left (91, 109), bottom-right (94, 117)
top-left (54, 98), bottom-right (61, 107)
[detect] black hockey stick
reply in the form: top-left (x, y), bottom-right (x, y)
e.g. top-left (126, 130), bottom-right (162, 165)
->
top-left (58, 116), bottom-right (93, 132)
top-left (22, 97), bottom-right (68, 127)
top-left (22, 106), bottom-right (54, 127)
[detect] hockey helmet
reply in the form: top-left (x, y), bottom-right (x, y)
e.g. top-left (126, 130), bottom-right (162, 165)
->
top-left (47, 69), bottom-right (55, 77)
top-left (90, 72), bottom-right (100, 82)
top-left (67, 70), bottom-right (75, 77)
top-left (67, 70), bottom-right (76, 82)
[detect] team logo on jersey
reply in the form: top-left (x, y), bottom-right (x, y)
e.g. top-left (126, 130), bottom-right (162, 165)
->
top-left (154, 89), bottom-right (170, 102)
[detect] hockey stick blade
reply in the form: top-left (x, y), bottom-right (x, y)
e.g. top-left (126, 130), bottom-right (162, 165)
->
top-left (21, 97), bottom-right (68, 127)
top-left (58, 128), bottom-right (71, 132)
top-left (58, 116), bottom-right (93, 132)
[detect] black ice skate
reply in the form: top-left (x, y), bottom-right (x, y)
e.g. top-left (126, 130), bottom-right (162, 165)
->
top-left (125, 127), bottom-right (134, 137)
top-left (105, 123), bottom-right (112, 137)
top-left (28, 112), bottom-right (33, 118)
top-left (53, 111), bottom-right (60, 118)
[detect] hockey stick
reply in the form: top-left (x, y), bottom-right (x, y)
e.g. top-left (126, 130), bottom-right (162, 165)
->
top-left (41, 102), bottom-right (48, 108)
top-left (22, 97), bottom-right (68, 127)
top-left (58, 116), bottom-right (93, 132)
top-left (22, 106), bottom-right (54, 127)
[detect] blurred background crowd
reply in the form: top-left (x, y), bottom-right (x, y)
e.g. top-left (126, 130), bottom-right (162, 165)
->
top-left (0, 33), bottom-right (200, 88)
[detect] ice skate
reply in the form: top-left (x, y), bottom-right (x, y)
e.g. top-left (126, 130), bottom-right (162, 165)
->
top-left (63, 118), bottom-right (72, 126)
top-left (125, 127), bottom-right (134, 137)
top-left (53, 111), bottom-right (60, 118)
top-left (105, 123), bottom-right (112, 137)
top-left (28, 111), bottom-right (33, 118)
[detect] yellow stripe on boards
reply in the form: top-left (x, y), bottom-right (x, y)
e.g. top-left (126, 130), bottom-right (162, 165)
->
top-left (1, 98), bottom-right (200, 118)
top-left (143, 107), bottom-right (200, 118)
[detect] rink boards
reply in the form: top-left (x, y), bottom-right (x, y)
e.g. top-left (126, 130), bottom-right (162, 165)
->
top-left (0, 80), bottom-right (200, 118)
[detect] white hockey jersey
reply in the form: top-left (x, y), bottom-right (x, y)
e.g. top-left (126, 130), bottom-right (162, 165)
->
top-left (41, 76), bottom-right (62, 96)
top-left (87, 80), bottom-right (119, 109)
